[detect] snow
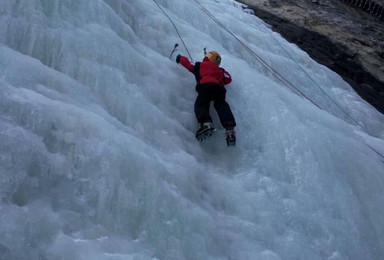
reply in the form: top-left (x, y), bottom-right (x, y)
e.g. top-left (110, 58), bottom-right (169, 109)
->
top-left (1, 0), bottom-right (384, 259)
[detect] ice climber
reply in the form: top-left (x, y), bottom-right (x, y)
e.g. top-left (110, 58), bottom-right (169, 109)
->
top-left (176, 50), bottom-right (236, 146)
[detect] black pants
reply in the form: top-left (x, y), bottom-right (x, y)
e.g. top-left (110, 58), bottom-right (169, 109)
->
top-left (195, 83), bottom-right (236, 129)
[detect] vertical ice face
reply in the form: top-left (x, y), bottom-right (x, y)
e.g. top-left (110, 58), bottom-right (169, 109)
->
top-left (0, 0), bottom-right (384, 259)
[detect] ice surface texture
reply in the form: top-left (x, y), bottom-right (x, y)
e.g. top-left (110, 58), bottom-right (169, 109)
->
top-left (0, 0), bottom-right (384, 259)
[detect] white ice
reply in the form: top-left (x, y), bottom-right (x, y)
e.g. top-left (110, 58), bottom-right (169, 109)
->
top-left (1, 0), bottom-right (384, 259)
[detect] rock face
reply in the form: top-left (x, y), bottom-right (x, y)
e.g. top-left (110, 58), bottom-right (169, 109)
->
top-left (340, 0), bottom-right (383, 20)
top-left (237, 0), bottom-right (384, 113)
top-left (341, 0), bottom-right (384, 20)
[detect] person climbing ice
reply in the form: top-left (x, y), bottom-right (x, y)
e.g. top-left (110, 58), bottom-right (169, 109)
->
top-left (176, 50), bottom-right (236, 146)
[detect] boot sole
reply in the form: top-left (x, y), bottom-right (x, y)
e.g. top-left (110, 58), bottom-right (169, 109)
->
top-left (226, 136), bottom-right (236, 146)
top-left (196, 128), bottom-right (215, 142)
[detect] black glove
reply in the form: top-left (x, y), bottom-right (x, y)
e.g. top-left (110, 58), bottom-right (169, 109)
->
top-left (176, 55), bottom-right (181, 64)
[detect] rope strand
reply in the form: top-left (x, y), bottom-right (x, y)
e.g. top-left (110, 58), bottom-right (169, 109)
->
top-left (193, 0), bottom-right (384, 160)
top-left (151, 0), bottom-right (193, 61)
top-left (193, 0), bottom-right (322, 109)
top-left (152, 0), bottom-right (384, 160)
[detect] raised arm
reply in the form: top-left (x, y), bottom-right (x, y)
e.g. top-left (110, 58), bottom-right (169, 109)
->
top-left (176, 55), bottom-right (195, 72)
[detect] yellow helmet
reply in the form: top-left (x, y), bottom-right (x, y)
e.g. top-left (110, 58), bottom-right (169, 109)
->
top-left (205, 51), bottom-right (221, 65)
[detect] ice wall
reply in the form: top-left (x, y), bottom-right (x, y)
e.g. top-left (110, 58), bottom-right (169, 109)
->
top-left (1, 0), bottom-right (384, 259)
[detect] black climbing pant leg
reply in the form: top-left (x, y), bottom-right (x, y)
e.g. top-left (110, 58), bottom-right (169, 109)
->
top-left (194, 90), bottom-right (213, 124)
top-left (194, 83), bottom-right (236, 128)
top-left (214, 97), bottom-right (236, 129)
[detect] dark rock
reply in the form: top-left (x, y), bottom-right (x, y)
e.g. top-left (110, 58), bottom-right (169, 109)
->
top-left (237, 0), bottom-right (384, 113)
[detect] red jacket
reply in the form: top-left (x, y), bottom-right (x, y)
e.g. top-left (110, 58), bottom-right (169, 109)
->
top-left (179, 56), bottom-right (232, 86)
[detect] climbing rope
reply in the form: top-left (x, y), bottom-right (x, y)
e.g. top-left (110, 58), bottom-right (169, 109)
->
top-left (196, 0), bottom-right (359, 120)
top-left (151, 0), bottom-right (384, 160)
top-left (270, 30), bottom-right (364, 127)
top-left (193, 0), bottom-right (384, 161)
top-left (151, 0), bottom-right (194, 61)
top-left (191, 0), bottom-right (323, 109)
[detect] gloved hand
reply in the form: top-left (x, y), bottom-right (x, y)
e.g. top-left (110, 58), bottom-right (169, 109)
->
top-left (176, 54), bottom-right (181, 64)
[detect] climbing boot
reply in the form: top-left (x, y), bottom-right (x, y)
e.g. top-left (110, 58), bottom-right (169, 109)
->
top-left (225, 128), bottom-right (236, 146)
top-left (195, 122), bottom-right (215, 142)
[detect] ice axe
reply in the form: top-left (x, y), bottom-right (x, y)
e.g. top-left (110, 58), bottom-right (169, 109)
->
top-left (169, 43), bottom-right (179, 60)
